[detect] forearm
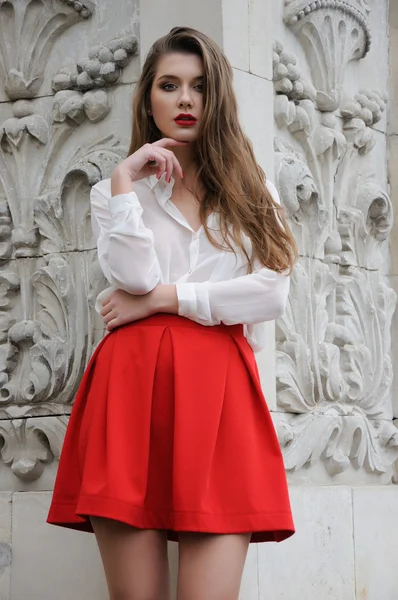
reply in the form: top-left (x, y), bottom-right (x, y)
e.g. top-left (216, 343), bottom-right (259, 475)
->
top-left (176, 269), bottom-right (290, 326)
top-left (100, 285), bottom-right (178, 331)
top-left (149, 284), bottom-right (178, 315)
top-left (111, 167), bottom-right (134, 196)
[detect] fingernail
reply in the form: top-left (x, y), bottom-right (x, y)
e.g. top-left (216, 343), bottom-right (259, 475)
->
top-left (157, 174), bottom-right (161, 180)
top-left (181, 171), bottom-right (184, 178)
top-left (167, 176), bottom-right (171, 183)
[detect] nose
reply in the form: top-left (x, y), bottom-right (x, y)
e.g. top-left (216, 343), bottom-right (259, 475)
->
top-left (177, 85), bottom-right (193, 110)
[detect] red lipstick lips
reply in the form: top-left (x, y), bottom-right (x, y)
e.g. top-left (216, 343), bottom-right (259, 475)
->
top-left (174, 113), bottom-right (197, 127)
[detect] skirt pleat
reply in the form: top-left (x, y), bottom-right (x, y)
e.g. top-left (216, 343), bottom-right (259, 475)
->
top-left (47, 314), bottom-right (295, 543)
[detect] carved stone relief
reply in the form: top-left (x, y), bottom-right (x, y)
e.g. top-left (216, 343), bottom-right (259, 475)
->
top-left (283, 0), bottom-right (372, 111)
top-left (274, 1), bottom-right (397, 483)
top-left (0, 0), bottom-right (139, 486)
top-left (0, 0), bottom-right (94, 101)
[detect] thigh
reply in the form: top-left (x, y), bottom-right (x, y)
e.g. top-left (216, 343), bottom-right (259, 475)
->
top-left (177, 532), bottom-right (251, 600)
top-left (91, 517), bottom-right (171, 600)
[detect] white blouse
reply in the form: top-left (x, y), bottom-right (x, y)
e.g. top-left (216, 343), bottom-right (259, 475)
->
top-left (90, 174), bottom-right (290, 352)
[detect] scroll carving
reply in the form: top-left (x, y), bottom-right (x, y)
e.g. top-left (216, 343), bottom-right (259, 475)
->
top-left (0, 416), bottom-right (67, 481)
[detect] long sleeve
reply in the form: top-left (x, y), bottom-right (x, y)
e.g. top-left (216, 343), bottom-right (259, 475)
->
top-left (90, 182), bottom-right (161, 295)
top-left (175, 177), bottom-right (290, 327)
top-left (176, 267), bottom-right (290, 326)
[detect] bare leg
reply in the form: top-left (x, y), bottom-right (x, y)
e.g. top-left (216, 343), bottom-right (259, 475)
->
top-left (177, 532), bottom-right (251, 600)
top-left (90, 517), bottom-right (171, 600)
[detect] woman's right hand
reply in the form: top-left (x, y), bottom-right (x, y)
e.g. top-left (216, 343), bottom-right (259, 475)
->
top-left (112, 138), bottom-right (188, 184)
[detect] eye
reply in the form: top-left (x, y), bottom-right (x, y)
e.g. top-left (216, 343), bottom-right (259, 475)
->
top-left (194, 82), bottom-right (204, 92)
top-left (161, 83), bottom-right (177, 91)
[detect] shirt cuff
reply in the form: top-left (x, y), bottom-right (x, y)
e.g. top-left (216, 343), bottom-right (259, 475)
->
top-left (108, 192), bottom-right (142, 217)
top-left (176, 282), bottom-right (213, 325)
top-left (176, 282), bottom-right (197, 318)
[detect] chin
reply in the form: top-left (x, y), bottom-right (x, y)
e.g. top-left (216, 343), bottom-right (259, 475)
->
top-left (161, 126), bottom-right (198, 143)
top-left (177, 133), bottom-right (198, 144)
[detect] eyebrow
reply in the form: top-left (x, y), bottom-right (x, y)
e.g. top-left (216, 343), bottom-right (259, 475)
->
top-left (156, 74), bottom-right (204, 82)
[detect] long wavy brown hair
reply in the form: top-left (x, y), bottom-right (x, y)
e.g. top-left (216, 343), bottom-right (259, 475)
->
top-left (128, 27), bottom-right (298, 273)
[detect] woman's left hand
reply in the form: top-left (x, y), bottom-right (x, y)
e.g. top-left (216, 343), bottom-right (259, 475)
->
top-left (100, 289), bottom-right (153, 331)
top-left (100, 285), bottom-right (178, 331)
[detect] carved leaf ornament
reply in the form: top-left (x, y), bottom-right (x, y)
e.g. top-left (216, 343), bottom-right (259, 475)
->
top-left (275, 0), bottom-right (397, 481)
top-left (0, 1), bottom-right (139, 484)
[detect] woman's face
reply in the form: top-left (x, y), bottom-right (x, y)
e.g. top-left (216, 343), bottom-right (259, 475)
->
top-left (150, 52), bottom-right (204, 143)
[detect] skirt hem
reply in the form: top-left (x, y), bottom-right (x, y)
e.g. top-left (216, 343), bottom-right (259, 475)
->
top-left (47, 496), bottom-right (295, 544)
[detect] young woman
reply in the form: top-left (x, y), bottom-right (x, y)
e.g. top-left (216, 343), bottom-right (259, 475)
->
top-left (48, 26), bottom-right (297, 600)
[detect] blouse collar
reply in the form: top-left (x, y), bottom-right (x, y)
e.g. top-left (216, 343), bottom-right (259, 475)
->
top-left (146, 174), bottom-right (174, 207)
top-left (145, 174), bottom-right (217, 232)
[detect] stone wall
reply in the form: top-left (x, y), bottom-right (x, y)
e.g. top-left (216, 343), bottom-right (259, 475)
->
top-left (0, 1), bottom-right (397, 599)
top-left (389, 0), bottom-right (398, 429)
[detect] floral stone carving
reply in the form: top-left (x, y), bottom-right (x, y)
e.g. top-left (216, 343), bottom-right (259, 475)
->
top-left (0, 6), bottom-right (139, 484)
top-left (0, 415), bottom-right (68, 481)
top-left (52, 31), bottom-right (138, 92)
top-left (0, 0), bottom-right (95, 101)
top-left (273, 38), bottom-right (397, 482)
top-left (283, 0), bottom-right (372, 111)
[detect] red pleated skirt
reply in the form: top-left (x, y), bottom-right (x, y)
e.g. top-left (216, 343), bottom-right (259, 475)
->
top-left (47, 314), bottom-right (294, 543)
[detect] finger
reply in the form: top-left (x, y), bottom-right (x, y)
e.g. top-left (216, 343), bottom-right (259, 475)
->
top-left (153, 138), bottom-right (190, 149)
top-left (102, 311), bottom-right (113, 325)
top-left (100, 293), bottom-right (113, 308)
top-left (146, 150), bottom-right (167, 178)
top-left (158, 149), bottom-right (174, 183)
top-left (100, 303), bottom-right (113, 317)
top-left (106, 318), bottom-right (120, 331)
top-left (155, 147), bottom-right (183, 181)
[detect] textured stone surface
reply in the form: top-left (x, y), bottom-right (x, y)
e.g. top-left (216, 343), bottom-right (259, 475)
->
top-left (273, 414), bottom-right (397, 486)
top-left (10, 492), bottom-right (108, 600)
top-left (272, 6), bottom-right (397, 481)
top-left (389, 136), bottom-right (398, 279)
top-left (353, 486), bottom-right (398, 600)
top-left (258, 486), bottom-right (355, 600)
top-left (0, 1), bottom-right (140, 103)
top-left (389, 0), bottom-right (398, 422)
top-left (223, 0), bottom-right (250, 72)
top-left (140, 0), bottom-right (223, 62)
top-left (0, 416), bottom-right (68, 492)
top-left (391, 273), bottom-right (398, 419)
top-left (0, 494), bottom-right (12, 600)
top-left (344, 0), bottom-right (389, 134)
top-left (233, 69), bottom-right (274, 173)
top-left (0, 0), bottom-right (139, 488)
top-left (249, 0), bottom-right (274, 80)
top-left (389, 0), bottom-right (398, 135)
